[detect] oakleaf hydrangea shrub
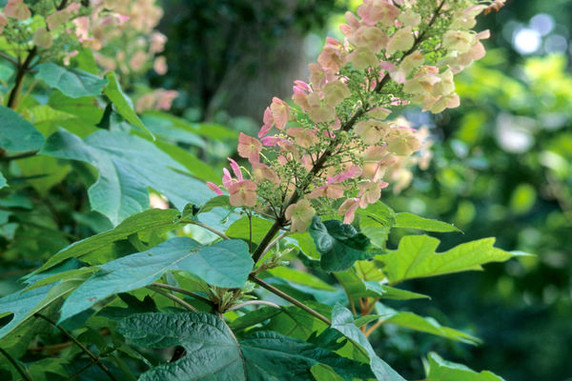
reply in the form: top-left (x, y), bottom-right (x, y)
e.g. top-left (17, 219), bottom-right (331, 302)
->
top-left (0, 1), bottom-right (522, 380)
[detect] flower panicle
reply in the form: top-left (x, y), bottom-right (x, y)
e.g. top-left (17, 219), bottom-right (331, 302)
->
top-left (210, 0), bottom-right (495, 232)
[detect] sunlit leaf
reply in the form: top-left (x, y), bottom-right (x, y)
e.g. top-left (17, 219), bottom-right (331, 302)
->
top-left (36, 63), bottom-right (108, 98)
top-left (425, 352), bottom-right (506, 381)
top-left (59, 238), bottom-right (253, 321)
top-left (119, 312), bottom-right (371, 380)
top-left (380, 235), bottom-right (526, 283)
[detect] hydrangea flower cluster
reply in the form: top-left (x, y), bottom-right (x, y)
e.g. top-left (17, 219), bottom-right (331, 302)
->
top-left (209, 0), bottom-right (497, 233)
top-left (0, 0), bottom-right (175, 111)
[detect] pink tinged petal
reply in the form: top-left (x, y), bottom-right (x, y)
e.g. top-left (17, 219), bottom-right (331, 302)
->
top-left (367, 107), bottom-right (391, 120)
top-left (347, 48), bottom-right (378, 70)
top-left (259, 107), bottom-right (274, 137)
top-left (252, 163), bottom-right (280, 184)
top-left (227, 158), bottom-right (243, 181)
top-left (228, 180), bottom-right (258, 208)
top-left (285, 200), bottom-right (316, 233)
top-left (387, 27), bottom-right (415, 55)
top-left (323, 80), bottom-right (351, 107)
top-left (270, 97), bottom-right (290, 130)
top-left (349, 26), bottom-right (387, 53)
top-left (287, 127), bottom-right (319, 149)
top-left (206, 182), bottom-right (224, 196)
top-left (222, 168), bottom-right (234, 188)
top-left (338, 198), bottom-right (360, 225)
top-left (357, 0), bottom-right (400, 27)
top-left (4, 0), bottom-right (31, 20)
top-left (237, 132), bottom-right (262, 164)
top-left (261, 136), bottom-right (283, 147)
top-left (327, 165), bottom-right (362, 184)
top-left (33, 27), bottom-right (53, 49)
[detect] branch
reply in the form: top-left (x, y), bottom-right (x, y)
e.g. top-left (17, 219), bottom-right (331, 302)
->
top-left (249, 275), bottom-right (331, 325)
top-left (227, 300), bottom-right (281, 311)
top-left (151, 282), bottom-right (214, 306)
top-left (181, 220), bottom-right (231, 240)
top-left (7, 47), bottom-right (37, 110)
top-left (0, 150), bottom-right (39, 162)
top-left (34, 313), bottom-right (117, 381)
top-left (0, 347), bottom-right (32, 381)
top-left (148, 286), bottom-right (198, 312)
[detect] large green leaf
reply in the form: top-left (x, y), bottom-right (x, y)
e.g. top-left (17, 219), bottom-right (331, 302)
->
top-left (118, 312), bottom-right (372, 381)
top-left (0, 106), bottom-right (45, 152)
top-left (37, 208), bottom-right (180, 272)
top-left (36, 63), bottom-right (108, 98)
top-left (374, 304), bottom-right (480, 344)
top-left (0, 172), bottom-right (6, 189)
top-left (59, 238), bottom-right (253, 321)
top-left (103, 72), bottom-right (152, 137)
top-left (226, 216), bottom-right (275, 245)
top-left (41, 129), bottom-right (213, 225)
top-left (309, 217), bottom-right (375, 272)
top-left (394, 212), bottom-right (461, 233)
top-left (331, 304), bottom-right (405, 381)
top-left (357, 201), bottom-right (396, 248)
top-left (424, 352), bottom-right (506, 381)
top-left (380, 235), bottom-right (525, 284)
top-left (0, 280), bottom-right (81, 339)
top-left (140, 113), bottom-right (205, 147)
top-left (335, 269), bottom-right (429, 300)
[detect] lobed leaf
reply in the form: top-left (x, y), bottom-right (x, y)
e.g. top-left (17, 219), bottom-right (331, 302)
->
top-left (380, 235), bottom-right (527, 284)
top-left (36, 63), bottom-right (108, 98)
top-left (0, 106), bottom-right (45, 153)
top-left (394, 212), bottom-right (462, 233)
top-left (375, 304), bottom-right (480, 345)
top-left (118, 312), bottom-right (372, 381)
top-left (103, 72), bottom-right (153, 138)
top-left (424, 352), bottom-right (506, 381)
top-left (41, 129), bottom-right (213, 225)
top-left (59, 238), bottom-right (253, 321)
top-left (331, 304), bottom-right (406, 381)
top-left (309, 217), bottom-right (376, 272)
top-left (36, 208), bottom-right (180, 272)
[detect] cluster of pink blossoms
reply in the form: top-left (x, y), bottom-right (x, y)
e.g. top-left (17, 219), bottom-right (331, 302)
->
top-left (207, 0), bottom-right (495, 232)
top-left (0, 0), bottom-right (177, 112)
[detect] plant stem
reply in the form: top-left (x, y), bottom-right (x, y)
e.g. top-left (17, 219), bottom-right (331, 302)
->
top-left (249, 275), bottom-right (331, 325)
top-left (181, 220), bottom-right (231, 240)
top-left (227, 300), bottom-right (281, 311)
top-left (148, 286), bottom-right (198, 312)
top-left (364, 319), bottom-right (384, 338)
top-left (7, 47), bottom-right (37, 110)
top-left (151, 282), bottom-right (214, 306)
top-left (34, 313), bottom-right (117, 381)
top-left (0, 150), bottom-right (39, 161)
top-left (0, 347), bottom-right (32, 381)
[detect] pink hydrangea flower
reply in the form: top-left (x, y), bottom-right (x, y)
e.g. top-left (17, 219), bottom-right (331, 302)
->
top-left (4, 0), bottom-right (31, 21)
top-left (228, 180), bottom-right (258, 207)
top-left (338, 198), bottom-right (360, 224)
top-left (237, 133), bottom-right (262, 164)
top-left (285, 200), bottom-right (316, 233)
top-left (206, 182), bottom-right (224, 196)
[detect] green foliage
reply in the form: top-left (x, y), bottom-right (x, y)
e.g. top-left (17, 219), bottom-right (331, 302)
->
top-left (36, 63), bottom-right (109, 98)
top-left (331, 304), bottom-right (405, 381)
top-left (309, 217), bottom-right (375, 272)
top-left (59, 238), bottom-right (253, 321)
top-left (0, 1), bottom-right (535, 380)
top-left (424, 352), bottom-right (505, 381)
top-left (381, 235), bottom-right (525, 283)
top-left (0, 105), bottom-right (45, 153)
top-left (119, 312), bottom-right (372, 381)
top-left (42, 129), bottom-right (212, 224)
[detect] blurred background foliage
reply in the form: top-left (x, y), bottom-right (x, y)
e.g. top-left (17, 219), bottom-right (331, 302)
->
top-left (150, 0), bottom-right (572, 380)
